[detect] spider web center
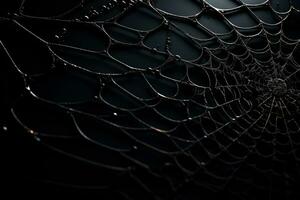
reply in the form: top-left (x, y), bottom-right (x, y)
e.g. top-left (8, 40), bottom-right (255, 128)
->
top-left (267, 78), bottom-right (288, 97)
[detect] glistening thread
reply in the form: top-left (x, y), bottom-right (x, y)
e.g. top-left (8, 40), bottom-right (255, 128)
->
top-left (1, 0), bottom-right (300, 199)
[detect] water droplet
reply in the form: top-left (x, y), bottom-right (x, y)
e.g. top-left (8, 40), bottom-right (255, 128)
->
top-left (34, 136), bottom-right (41, 142)
top-left (133, 145), bottom-right (138, 150)
top-left (62, 28), bottom-right (67, 33)
top-left (154, 69), bottom-right (160, 74)
top-left (113, 112), bottom-right (118, 116)
top-left (175, 55), bottom-right (181, 60)
top-left (92, 9), bottom-right (99, 15)
top-left (2, 126), bottom-right (8, 131)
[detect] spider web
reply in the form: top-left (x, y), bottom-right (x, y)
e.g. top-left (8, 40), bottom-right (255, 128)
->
top-left (1, 0), bottom-right (300, 199)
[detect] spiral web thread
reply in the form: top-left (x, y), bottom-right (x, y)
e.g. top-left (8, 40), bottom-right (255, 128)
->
top-left (1, 0), bottom-right (300, 199)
